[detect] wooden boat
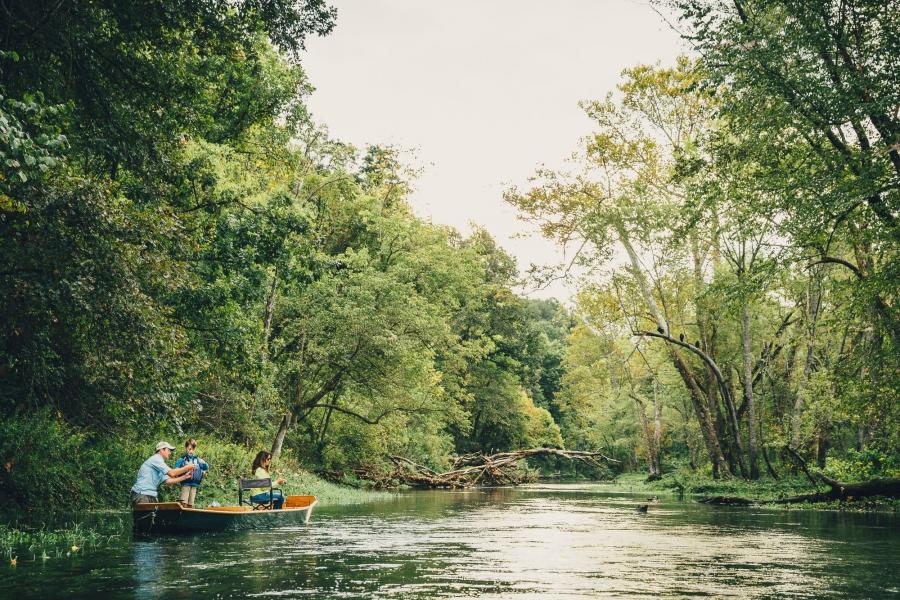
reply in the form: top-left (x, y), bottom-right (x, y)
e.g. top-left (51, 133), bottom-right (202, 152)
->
top-left (133, 495), bottom-right (317, 534)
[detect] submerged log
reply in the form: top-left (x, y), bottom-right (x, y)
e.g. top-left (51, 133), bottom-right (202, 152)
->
top-left (387, 447), bottom-right (619, 489)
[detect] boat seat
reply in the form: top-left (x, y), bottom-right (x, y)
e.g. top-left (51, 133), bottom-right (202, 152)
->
top-left (238, 477), bottom-right (282, 510)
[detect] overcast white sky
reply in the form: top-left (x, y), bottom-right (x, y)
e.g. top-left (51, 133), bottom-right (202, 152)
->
top-left (302, 1), bottom-right (687, 302)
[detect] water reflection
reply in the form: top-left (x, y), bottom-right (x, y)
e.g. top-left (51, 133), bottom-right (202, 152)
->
top-left (132, 542), bottom-right (163, 599)
top-left (2, 485), bottom-right (899, 599)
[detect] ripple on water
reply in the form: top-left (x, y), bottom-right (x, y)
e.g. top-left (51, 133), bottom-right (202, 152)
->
top-left (2, 489), bottom-right (899, 599)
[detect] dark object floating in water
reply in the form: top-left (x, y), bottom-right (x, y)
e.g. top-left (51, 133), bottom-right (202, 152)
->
top-left (635, 504), bottom-right (648, 513)
top-left (133, 495), bottom-right (317, 534)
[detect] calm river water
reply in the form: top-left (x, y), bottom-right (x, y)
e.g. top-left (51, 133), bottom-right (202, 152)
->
top-left (3, 484), bottom-right (899, 599)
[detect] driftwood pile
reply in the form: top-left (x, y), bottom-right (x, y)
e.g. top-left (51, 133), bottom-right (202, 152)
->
top-left (385, 447), bottom-right (618, 489)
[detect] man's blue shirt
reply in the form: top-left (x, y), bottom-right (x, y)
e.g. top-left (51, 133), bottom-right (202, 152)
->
top-left (131, 453), bottom-right (170, 497)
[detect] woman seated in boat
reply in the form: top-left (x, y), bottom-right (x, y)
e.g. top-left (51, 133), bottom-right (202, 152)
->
top-left (250, 451), bottom-right (286, 509)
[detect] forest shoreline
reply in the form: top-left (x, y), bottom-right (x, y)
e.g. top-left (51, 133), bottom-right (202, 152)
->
top-left (604, 473), bottom-right (900, 513)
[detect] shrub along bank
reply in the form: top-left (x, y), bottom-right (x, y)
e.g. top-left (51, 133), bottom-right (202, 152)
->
top-left (0, 412), bottom-right (390, 561)
top-left (609, 471), bottom-right (900, 512)
top-left (0, 411), bottom-right (385, 523)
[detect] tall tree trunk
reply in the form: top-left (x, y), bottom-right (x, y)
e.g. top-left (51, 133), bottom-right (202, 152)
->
top-left (691, 234), bottom-right (731, 477)
top-left (760, 378), bottom-right (779, 480)
top-left (683, 398), bottom-right (699, 471)
top-left (618, 225), bottom-right (732, 478)
top-left (708, 367), bottom-right (730, 478)
top-left (251, 268), bottom-right (279, 401)
top-left (317, 405), bottom-right (335, 450)
top-left (261, 267), bottom-right (279, 361)
top-left (742, 304), bottom-right (760, 479)
top-left (671, 352), bottom-right (732, 478)
top-left (633, 394), bottom-right (659, 480)
top-left (816, 428), bottom-right (828, 469)
top-left (271, 410), bottom-right (293, 458)
top-left (723, 369), bottom-right (748, 478)
top-left (653, 379), bottom-right (663, 476)
top-left (263, 269), bottom-right (287, 459)
top-left (791, 274), bottom-right (821, 449)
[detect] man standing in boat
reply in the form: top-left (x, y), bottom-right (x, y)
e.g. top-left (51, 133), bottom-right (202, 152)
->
top-left (130, 441), bottom-right (196, 505)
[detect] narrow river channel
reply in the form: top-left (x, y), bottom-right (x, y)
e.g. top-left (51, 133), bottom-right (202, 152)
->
top-left (4, 484), bottom-right (899, 599)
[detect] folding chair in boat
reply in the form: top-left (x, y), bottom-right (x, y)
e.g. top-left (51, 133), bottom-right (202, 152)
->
top-left (238, 477), bottom-right (283, 510)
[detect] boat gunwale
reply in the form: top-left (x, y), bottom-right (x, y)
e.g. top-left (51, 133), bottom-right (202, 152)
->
top-left (133, 498), bottom-right (317, 517)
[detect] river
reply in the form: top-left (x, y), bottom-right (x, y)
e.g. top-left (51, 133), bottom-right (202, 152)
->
top-left (3, 484), bottom-right (899, 599)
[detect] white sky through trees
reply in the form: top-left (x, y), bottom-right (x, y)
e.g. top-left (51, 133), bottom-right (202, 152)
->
top-left (302, 0), bottom-right (686, 302)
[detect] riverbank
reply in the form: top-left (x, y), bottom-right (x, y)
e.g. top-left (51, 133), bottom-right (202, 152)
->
top-left (1, 440), bottom-right (391, 562)
top-left (606, 472), bottom-right (900, 512)
top-left (2, 468), bottom-right (389, 562)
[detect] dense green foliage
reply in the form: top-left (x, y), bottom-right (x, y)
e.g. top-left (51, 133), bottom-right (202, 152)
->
top-left (1, 1), bottom-right (897, 521)
top-left (0, 1), bottom-right (570, 517)
top-left (507, 1), bottom-right (899, 483)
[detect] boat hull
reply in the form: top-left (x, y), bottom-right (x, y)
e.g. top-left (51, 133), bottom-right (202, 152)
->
top-left (133, 496), bottom-right (317, 534)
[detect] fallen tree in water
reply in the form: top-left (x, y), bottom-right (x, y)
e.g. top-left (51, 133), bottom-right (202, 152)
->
top-left (699, 473), bottom-right (900, 506)
top-left (383, 448), bottom-right (619, 489)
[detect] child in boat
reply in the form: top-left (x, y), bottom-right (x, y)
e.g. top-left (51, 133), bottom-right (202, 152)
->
top-left (174, 438), bottom-right (209, 506)
top-left (250, 450), bottom-right (286, 509)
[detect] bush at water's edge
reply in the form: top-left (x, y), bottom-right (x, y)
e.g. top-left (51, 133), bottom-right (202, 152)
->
top-left (0, 411), bottom-right (387, 523)
top-left (609, 471), bottom-right (900, 512)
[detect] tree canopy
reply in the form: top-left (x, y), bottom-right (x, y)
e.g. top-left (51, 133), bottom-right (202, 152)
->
top-left (1, 1), bottom-right (897, 514)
